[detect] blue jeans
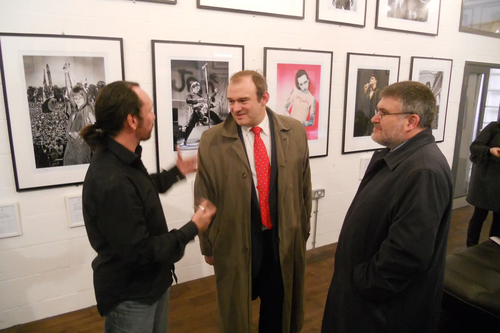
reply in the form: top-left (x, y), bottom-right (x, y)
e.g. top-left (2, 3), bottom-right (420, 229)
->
top-left (104, 288), bottom-right (170, 333)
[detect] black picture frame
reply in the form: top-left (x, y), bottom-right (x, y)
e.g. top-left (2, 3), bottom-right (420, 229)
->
top-left (375, 0), bottom-right (442, 36)
top-left (342, 52), bottom-right (401, 154)
top-left (151, 40), bottom-right (244, 172)
top-left (409, 56), bottom-right (453, 142)
top-left (197, 0), bottom-right (305, 19)
top-left (316, 0), bottom-right (367, 28)
top-left (0, 33), bottom-right (124, 191)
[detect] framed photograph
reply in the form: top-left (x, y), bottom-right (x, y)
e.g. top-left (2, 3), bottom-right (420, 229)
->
top-left (459, 0), bottom-right (500, 39)
top-left (316, 0), bottom-right (367, 27)
top-left (342, 53), bottom-right (400, 154)
top-left (197, 0), bottom-right (305, 19)
top-left (375, 0), bottom-right (442, 36)
top-left (264, 48), bottom-right (333, 158)
top-left (65, 196), bottom-right (84, 228)
top-left (410, 57), bottom-right (452, 142)
top-left (0, 33), bottom-right (124, 191)
top-left (0, 203), bottom-right (22, 239)
top-left (134, 0), bottom-right (176, 3)
top-left (152, 40), bottom-right (244, 170)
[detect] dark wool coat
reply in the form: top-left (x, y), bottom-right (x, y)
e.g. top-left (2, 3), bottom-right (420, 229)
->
top-left (466, 121), bottom-right (500, 212)
top-left (322, 128), bottom-right (453, 333)
top-left (195, 109), bottom-right (312, 333)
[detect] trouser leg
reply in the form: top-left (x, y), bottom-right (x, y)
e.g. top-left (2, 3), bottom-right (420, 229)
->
top-left (104, 290), bottom-right (170, 333)
top-left (104, 300), bottom-right (156, 333)
top-left (466, 207), bottom-right (489, 247)
top-left (152, 288), bottom-right (170, 333)
top-left (257, 230), bottom-right (284, 333)
top-left (489, 211), bottom-right (500, 238)
top-left (208, 111), bottom-right (223, 124)
top-left (184, 112), bottom-right (199, 144)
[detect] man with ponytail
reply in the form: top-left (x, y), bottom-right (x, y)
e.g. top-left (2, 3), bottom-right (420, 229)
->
top-left (81, 81), bottom-right (216, 333)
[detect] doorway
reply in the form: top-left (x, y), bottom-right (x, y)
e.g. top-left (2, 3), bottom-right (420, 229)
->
top-left (452, 62), bottom-right (500, 208)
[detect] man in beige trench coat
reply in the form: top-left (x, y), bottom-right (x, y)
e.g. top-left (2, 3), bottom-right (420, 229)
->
top-left (194, 70), bottom-right (312, 332)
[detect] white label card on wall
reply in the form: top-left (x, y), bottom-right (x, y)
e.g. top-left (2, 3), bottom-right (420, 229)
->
top-left (66, 196), bottom-right (84, 228)
top-left (0, 203), bottom-right (22, 239)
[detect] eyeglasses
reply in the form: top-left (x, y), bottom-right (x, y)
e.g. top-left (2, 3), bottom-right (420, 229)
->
top-left (375, 110), bottom-right (413, 119)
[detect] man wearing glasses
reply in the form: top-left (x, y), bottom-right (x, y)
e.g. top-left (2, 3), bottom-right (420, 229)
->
top-left (322, 81), bottom-right (453, 333)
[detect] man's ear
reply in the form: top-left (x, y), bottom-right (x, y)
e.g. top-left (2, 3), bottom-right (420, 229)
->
top-left (126, 114), bottom-right (139, 131)
top-left (260, 91), bottom-right (270, 106)
top-left (406, 114), bottom-right (421, 131)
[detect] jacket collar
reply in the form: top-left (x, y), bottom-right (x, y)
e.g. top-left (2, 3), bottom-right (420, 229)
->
top-left (379, 127), bottom-right (435, 171)
top-left (221, 107), bottom-right (291, 138)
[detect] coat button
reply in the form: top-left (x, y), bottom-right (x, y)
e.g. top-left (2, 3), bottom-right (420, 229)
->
top-left (243, 173), bottom-right (247, 178)
top-left (243, 245), bottom-right (249, 251)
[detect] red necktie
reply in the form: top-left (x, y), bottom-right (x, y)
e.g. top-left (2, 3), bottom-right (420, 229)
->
top-left (251, 127), bottom-right (272, 229)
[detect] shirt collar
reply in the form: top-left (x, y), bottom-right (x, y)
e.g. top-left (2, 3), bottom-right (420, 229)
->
top-left (241, 112), bottom-right (270, 137)
top-left (104, 136), bottom-right (142, 166)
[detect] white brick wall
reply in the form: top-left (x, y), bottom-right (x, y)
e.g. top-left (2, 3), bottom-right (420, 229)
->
top-left (0, 0), bottom-right (499, 329)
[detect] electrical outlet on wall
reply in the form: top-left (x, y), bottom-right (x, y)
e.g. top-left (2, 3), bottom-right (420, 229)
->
top-left (313, 189), bottom-right (325, 198)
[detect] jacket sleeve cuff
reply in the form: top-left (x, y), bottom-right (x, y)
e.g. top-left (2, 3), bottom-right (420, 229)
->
top-left (169, 165), bottom-right (186, 182)
top-left (179, 221), bottom-right (199, 240)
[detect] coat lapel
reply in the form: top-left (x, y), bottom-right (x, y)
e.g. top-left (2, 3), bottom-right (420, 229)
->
top-left (268, 109), bottom-right (291, 206)
top-left (221, 115), bottom-right (250, 171)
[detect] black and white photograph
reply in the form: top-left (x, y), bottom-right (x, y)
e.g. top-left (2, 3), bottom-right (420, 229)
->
top-left (0, 33), bottom-right (124, 191)
top-left (410, 56), bottom-right (452, 142)
top-left (376, 0), bottom-right (441, 35)
top-left (332, 0), bottom-right (357, 10)
top-left (170, 60), bottom-right (230, 150)
top-left (316, 0), bottom-right (367, 26)
top-left (342, 53), bottom-right (400, 154)
top-left (152, 40), bottom-right (244, 172)
top-left (387, 0), bottom-right (431, 22)
top-left (24, 55), bottom-right (105, 169)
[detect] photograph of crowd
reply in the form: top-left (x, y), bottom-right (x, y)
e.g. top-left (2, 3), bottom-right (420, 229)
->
top-left (23, 55), bottom-right (106, 169)
top-left (170, 60), bottom-right (229, 150)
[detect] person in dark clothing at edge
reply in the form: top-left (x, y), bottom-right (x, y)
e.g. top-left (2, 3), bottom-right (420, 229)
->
top-left (322, 81), bottom-right (453, 333)
top-left (80, 81), bottom-right (216, 333)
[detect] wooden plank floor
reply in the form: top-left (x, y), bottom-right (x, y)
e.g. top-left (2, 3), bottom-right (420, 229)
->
top-left (1, 205), bottom-right (493, 333)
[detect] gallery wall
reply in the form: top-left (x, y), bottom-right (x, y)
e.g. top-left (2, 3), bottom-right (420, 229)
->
top-left (0, 0), bottom-right (499, 329)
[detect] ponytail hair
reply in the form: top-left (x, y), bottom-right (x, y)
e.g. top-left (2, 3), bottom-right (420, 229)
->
top-left (80, 81), bottom-right (141, 150)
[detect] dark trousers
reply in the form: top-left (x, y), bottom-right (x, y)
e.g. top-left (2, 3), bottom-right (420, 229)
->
top-left (252, 230), bottom-right (284, 333)
top-left (466, 207), bottom-right (500, 247)
top-left (184, 110), bottom-right (222, 144)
